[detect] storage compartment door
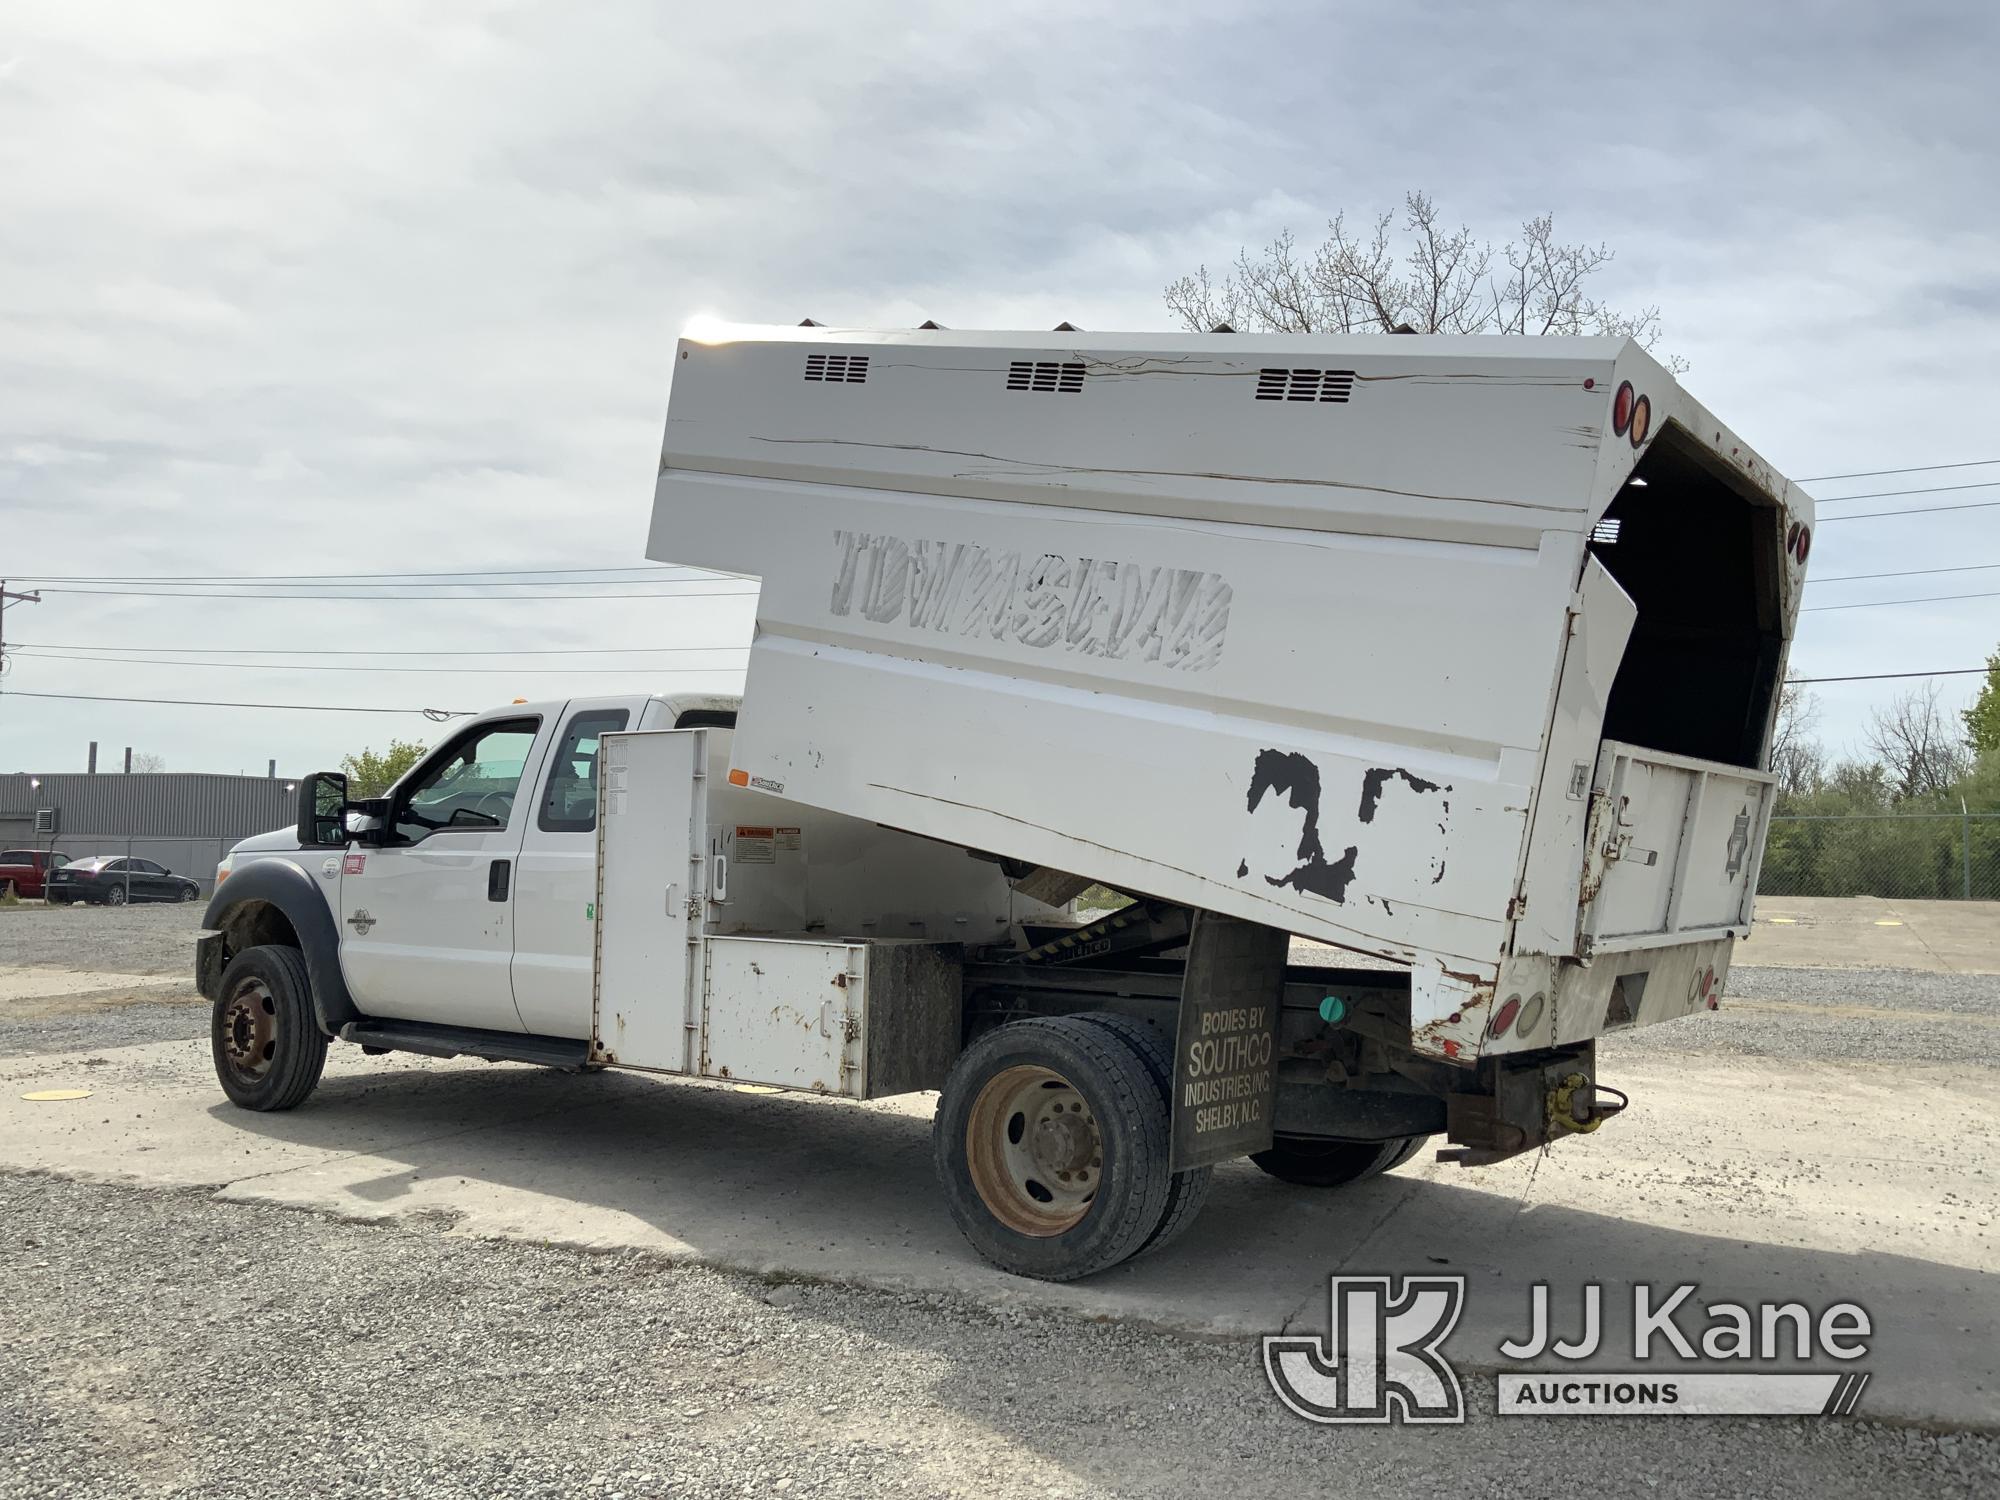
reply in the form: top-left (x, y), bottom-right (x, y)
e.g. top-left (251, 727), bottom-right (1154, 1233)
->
top-left (699, 937), bottom-right (864, 1095)
top-left (593, 730), bottom-right (706, 1070)
top-left (1579, 741), bottom-right (1775, 953)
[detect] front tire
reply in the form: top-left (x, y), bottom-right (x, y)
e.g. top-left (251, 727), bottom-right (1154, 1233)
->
top-left (211, 945), bottom-right (328, 1111)
top-left (1250, 1133), bottom-right (1429, 1187)
top-left (934, 1016), bottom-right (1172, 1281)
top-left (180, 882), bottom-right (201, 902)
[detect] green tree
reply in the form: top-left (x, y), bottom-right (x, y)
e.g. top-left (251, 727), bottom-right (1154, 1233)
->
top-left (1964, 649), bottom-right (2000, 755)
top-left (340, 738), bottom-right (427, 797)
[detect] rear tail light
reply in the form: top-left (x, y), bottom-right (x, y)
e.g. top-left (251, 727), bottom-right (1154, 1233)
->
top-left (1489, 993), bottom-right (1523, 1038)
top-left (1611, 381), bottom-right (1635, 436)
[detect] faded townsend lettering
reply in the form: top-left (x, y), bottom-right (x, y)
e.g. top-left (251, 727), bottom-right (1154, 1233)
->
top-left (829, 530), bottom-right (1230, 670)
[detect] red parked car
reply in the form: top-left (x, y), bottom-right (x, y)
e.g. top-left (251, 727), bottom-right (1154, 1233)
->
top-left (0, 849), bottom-right (70, 900)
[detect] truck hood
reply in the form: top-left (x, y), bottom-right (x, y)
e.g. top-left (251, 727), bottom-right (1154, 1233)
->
top-left (232, 826), bottom-right (301, 855)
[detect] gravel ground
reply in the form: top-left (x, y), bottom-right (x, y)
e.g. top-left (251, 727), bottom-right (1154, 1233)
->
top-left (3, 1173), bottom-right (1993, 1500)
top-left (0, 901), bottom-right (204, 976)
top-left (1605, 965), bottom-right (2000, 1066)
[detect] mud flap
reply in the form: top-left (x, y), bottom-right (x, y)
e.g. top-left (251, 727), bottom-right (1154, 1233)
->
top-left (1169, 912), bottom-right (1286, 1171)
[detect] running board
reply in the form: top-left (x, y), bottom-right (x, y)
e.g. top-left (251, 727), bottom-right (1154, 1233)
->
top-left (338, 1019), bottom-right (592, 1070)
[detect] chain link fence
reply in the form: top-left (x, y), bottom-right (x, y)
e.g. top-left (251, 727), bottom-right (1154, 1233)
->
top-left (1759, 812), bottom-right (2000, 901)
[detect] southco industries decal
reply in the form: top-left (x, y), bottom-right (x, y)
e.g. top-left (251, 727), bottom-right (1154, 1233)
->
top-left (1263, 1277), bottom-right (1871, 1422)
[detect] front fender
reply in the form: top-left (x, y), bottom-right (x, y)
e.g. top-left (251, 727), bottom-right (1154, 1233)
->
top-left (198, 857), bottom-right (361, 1035)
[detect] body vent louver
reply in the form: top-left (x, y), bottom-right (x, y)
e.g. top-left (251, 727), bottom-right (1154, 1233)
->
top-left (804, 354), bottom-right (869, 383)
top-left (1006, 361), bottom-right (1086, 394)
top-left (1254, 367), bottom-right (1356, 403)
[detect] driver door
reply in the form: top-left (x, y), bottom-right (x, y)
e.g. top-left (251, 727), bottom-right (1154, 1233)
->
top-left (337, 715), bottom-right (548, 1033)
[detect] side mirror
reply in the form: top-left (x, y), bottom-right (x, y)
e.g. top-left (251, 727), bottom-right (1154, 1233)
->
top-left (296, 771), bottom-right (350, 848)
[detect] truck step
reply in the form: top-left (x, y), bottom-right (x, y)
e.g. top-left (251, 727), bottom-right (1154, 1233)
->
top-left (338, 1020), bottom-right (592, 1070)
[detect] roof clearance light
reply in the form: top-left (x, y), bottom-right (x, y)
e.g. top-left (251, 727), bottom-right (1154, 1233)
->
top-left (1611, 381), bottom-right (1635, 436)
top-left (1628, 394), bottom-right (1652, 447)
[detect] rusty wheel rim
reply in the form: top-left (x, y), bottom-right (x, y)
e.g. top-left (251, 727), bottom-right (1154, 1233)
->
top-left (221, 976), bottom-right (278, 1084)
top-left (965, 1064), bottom-right (1102, 1237)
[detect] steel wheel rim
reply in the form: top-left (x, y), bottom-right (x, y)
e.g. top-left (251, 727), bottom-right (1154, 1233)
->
top-left (965, 1064), bottom-right (1102, 1237)
top-left (221, 977), bottom-right (278, 1083)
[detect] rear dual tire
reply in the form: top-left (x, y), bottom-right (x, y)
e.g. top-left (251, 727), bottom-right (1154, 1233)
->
top-left (1249, 1133), bottom-right (1428, 1187)
top-left (933, 1012), bottom-right (1207, 1280)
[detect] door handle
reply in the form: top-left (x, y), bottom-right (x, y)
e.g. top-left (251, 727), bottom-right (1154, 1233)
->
top-left (487, 859), bottom-right (511, 902)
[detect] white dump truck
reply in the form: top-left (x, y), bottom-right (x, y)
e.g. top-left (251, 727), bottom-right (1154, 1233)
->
top-left (197, 324), bottom-right (1810, 1280)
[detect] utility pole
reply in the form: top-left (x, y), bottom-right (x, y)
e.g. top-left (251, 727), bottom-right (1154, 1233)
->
top-left (0, 579), bottom-right (44, 702)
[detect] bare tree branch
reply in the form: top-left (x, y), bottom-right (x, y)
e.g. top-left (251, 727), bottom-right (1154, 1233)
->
top-left (1167, 191), bottom-right (1685, 370)
top-left (1865, 683), bottom-right (1971, 801)
top-left (1769, 674), bottom-right (1824, 801)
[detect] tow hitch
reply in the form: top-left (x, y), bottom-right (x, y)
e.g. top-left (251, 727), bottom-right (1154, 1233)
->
top-left (1435, 1048), bottom-right (1628, 1166)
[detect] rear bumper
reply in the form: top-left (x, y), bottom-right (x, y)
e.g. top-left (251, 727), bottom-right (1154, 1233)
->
top-left (1488, 935), bottom-right (1732, 1055)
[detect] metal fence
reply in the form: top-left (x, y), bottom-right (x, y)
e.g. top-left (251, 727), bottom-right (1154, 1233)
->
top-left (1759, 811), bottom-right (2000, 901)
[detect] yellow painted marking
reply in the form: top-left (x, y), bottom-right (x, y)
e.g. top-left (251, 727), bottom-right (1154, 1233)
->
top-left (1766, 917), bottom-right (1797, 925)
top-left (22, 1089), bottom-right (92, 1102)
top-left (1874, 919), bottom-right (1905, 927)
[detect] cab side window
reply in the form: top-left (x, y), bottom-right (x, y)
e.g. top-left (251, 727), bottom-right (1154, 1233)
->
top-left (537, 709), bottom-right (630, 833)
top-left (394, 718), bottom-right (541, 846)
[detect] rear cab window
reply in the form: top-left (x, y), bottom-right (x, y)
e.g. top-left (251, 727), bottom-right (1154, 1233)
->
top-left (538, 708), bottom-right (631, 833)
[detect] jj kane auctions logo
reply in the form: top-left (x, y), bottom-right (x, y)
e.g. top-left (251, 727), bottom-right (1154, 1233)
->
top-left (1265, 1277), bottom-right (1872, 1421)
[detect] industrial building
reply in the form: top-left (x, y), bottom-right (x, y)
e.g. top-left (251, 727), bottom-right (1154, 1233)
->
top-left (0, 768), bottom-right (295, 895)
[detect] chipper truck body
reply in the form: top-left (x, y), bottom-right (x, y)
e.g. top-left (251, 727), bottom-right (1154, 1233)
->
top-left (198, 325), bottom-right (1809, 1279)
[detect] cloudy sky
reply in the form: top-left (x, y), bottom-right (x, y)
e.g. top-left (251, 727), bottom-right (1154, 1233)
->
top-left (3, 0), bottom-right (1996, 783)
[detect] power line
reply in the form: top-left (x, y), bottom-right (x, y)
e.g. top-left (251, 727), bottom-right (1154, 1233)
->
top-left (8, 564), bottom-right (730, 585)
top-left (1806, 480), bottom-right (1998, 505)
top-left (1797, 459), bottom-right (1999, 483)
top-left (1816, 498), bottom-right (2000, 524)
top-left (1801, 589), bottom-right (2000, 613)
top-left (1808, 561), bottom-right (2000, 585)
top-left (0, 689), bottom-right (470, 717)
top-left (1791, 668), bottom-right (1988, 684)
top-left (20, 573), bottom-right (738, 592)
top-left (12, 640), bottom-right (750, 657)
top-left (8, 650), bottom-right (747, 677)
top-left (29, 585), bottom-right (760, 602)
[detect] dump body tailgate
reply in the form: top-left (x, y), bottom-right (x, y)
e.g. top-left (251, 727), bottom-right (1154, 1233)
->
top-left (1578, 741), bottom-right (1775, 955)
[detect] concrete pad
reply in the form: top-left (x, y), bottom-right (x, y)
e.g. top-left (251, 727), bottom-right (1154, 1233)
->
top-left (0, 966), bottom-right (190, 1000)
top-left (1745, 896), bottom-right (2000, 974)
top-left (1, 1037), bottom-right (1993, 1428)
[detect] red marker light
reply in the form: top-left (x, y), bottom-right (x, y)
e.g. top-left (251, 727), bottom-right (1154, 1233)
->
top-left (1611, 381), bottom-right (1635, 436)
top-left (1795, 525), bottom-right (1811, 564)
top-left (1489, 994), bottom-right (1523, 1038)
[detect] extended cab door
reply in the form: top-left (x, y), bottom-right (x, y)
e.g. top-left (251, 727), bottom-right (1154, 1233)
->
top-left (337, 714), bottom-right (549, 1032)
top-left (510, 699), bottom-right (647, 1038)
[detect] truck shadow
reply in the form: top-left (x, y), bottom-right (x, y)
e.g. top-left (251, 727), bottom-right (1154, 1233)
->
top-left (205, 1058), bottom-right (1998, 1449)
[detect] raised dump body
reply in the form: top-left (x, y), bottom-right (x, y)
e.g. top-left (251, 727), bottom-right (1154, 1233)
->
top-left (648, 325), bottom-right (1810, 1066)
